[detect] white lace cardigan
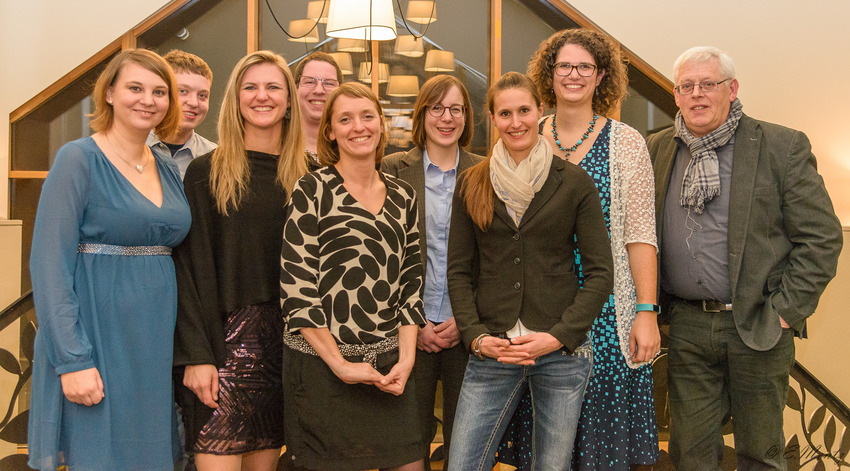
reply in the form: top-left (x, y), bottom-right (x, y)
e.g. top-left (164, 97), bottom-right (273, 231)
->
top-left (607, 120), bottom-right (658, 368)
top-left (543, 116), bottom-right (658, 368)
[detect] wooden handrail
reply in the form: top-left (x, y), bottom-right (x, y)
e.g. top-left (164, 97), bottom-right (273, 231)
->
top-left (133, 0), bottom-right (193, 38)
top-left (9, 37), bottom-right (122, 124)
top-left (8, 171), bottom-right (48, 179)
top-left (0, 290), bottom-right (32, 333)
top-left (545, 0), bottom-right (673, 92)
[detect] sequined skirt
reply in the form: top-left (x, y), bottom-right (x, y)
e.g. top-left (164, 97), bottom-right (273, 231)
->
top-left (193, 301), bottom-right (285, 455)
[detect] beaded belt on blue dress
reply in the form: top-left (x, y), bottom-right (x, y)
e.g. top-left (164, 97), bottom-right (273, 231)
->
top-left (77, 243), bottom-right (172, 256)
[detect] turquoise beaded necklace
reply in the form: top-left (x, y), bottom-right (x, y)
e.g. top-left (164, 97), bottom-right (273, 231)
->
top-left (551, 113), bottom-right (599, 158)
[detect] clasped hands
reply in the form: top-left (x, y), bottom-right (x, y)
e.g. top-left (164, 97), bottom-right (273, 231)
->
top-left (479, 332), bottom-right (563, 365)
top-left (330, 358), bottom-right (413, 396)
top-left (417, 318), bottom-right (460, 353)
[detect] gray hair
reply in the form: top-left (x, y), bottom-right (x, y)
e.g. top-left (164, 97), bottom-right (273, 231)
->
top-left (672, 46), bottom-right (736, 84)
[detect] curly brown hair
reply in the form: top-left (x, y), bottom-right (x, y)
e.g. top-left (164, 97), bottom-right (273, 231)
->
top-left (527, 28), bottom-right (627, 115)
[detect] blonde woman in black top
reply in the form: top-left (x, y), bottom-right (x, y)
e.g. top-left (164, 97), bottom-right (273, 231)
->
top-left (172, 50), bottom-right (305, 471)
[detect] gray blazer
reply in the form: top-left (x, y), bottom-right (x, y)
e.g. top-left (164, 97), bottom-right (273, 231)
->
top-left (648, 114), bottom-right (842, 351)
top-left (381, 147), bottom-right (483, 272)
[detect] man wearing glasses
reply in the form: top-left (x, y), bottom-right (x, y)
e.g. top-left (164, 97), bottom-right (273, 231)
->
top-left (648, 46), bottom-right (841, 470)
top-left (293, 52), bottom-right (343, 169)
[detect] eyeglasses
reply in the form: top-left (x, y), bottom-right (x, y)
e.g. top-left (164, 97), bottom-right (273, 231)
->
top-left (674, 79), bottom-right (730, 95)
top-left (299, 76), bottom-right (340, 89)
top-left (427, 104), bottom-right (465, 118)
top-left (554, 62), bottom-right (597, 77)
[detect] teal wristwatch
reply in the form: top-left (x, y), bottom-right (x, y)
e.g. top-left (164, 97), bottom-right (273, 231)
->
top-left (635, 303), bottom-right (660, 313)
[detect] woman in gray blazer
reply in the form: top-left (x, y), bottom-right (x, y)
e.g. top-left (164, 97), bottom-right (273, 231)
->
top-left (381, 75), bottom-right (483, 470)
top-left (446, 72), bottom-right (613, 470)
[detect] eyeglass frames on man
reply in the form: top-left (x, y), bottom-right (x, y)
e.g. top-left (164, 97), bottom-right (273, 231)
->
top-left (299, 76), bottom-right (340, 89)
top-left (427, 104), bottom-right (465, 118)
top-left (674, 79), bottom-right (730, 95)
top-left (553, 62), bottom-right (597, 77)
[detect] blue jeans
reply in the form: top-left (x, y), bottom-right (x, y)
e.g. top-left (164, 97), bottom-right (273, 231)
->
top-left (448, 340), bottom-right (593, 471)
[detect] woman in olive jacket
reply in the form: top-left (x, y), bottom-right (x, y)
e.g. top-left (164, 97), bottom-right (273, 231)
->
top-left (446, 71), bottom-right (613, 470)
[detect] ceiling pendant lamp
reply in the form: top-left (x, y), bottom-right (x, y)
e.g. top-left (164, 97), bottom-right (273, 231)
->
top-left (358, 62), bottom-right (390, 83)
top-left (424, 50), bottom-right (455, 72)
top-left (328, 52), bottom-right (354, 75)
top-left (326, 0), bottom-right (398, 41)
top-left (306, 1), bottom-right (329, 23)
top-left (405, 1), bottom-right (437, 24)
top-left (387, 75), bottom-right (420, 97)
top-left (395, 35), bottom-right (425, 57)
top-left (287, 19), bottom-right (319, 43)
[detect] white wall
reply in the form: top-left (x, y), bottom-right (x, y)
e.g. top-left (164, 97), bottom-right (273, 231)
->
top-left (568, 0), bottom-right (850, 223)
top-left (0, 0), bottom-right (170, 218)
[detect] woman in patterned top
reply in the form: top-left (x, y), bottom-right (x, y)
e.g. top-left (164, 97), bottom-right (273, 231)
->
top-left (280, 82), bottom-right (427, 471)
top-left (498, 28), bottom-right (660, 470)
top-left (172, 50), bottom-right (306, 471)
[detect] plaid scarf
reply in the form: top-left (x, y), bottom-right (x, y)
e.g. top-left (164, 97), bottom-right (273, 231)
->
top-left (675, 97), bottom-right (743, 214)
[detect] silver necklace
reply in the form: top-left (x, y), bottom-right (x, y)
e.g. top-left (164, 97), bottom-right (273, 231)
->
top-left (105, 132), bottom-right (148, 174)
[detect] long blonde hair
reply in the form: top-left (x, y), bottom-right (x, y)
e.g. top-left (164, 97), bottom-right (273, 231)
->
top-left (211, 50), bottom-right (306, 215)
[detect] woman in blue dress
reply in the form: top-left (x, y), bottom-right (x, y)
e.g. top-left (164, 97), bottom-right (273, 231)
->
top-left (498, 29), bottom-right (661, 470)
top-left (28, 49), bottom-right (190, 470)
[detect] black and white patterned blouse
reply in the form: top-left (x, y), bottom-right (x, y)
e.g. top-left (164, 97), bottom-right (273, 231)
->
top-left (280, 166), bottom-right (426, 345)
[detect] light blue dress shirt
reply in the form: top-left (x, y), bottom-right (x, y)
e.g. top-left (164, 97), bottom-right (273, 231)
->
top-left (422, 149), bottom-right (459, 323)
top-left (147, 131), bottom-right (217, 179)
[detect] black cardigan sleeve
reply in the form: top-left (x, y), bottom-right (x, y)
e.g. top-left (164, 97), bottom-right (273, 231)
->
top-left (172, 155), bottom-right (226, 368)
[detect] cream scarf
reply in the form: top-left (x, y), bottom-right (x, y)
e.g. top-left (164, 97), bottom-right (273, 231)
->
top-left (489, 135), bottom-right (553, 225)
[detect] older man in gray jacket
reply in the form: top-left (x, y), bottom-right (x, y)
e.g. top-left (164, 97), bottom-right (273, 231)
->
top-left (648, 46), bottom-right (842, 470)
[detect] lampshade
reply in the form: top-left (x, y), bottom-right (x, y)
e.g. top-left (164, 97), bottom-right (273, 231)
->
top-left (328, 52), bottom-right (354, 75)
top-left (390, 116), bottom-right (413, 130)
top-left (406, 1), bottom-right (437, 24)
top-left (337, 39), bottom-right (367, 52)
top-left (327, 0), bottom-right (397, 41)
top-left (288, 19), bottom-right (319, 43)
top-left (394, 35), bottom-right (424, 58)
top-left (358, 62), bottom-right (389, 83)
top-left (307, 1), bottom-right (329, 23)
top-left (387, 75), bottom-right (420, 97)
top-left (424, 50), bottom-right (455, 72)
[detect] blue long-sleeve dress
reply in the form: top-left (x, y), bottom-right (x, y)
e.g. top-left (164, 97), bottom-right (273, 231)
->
top-left (27, 136), bottom-right (191, 470)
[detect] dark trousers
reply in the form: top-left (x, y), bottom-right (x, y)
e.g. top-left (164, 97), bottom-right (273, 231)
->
top-left (413, 343), bottom-right (468, 471)
top-left (667, 300), bottom-right (796, 471)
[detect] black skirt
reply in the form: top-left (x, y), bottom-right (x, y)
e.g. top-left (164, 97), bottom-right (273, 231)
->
top-left (282, 343), bottom-right (423, 470)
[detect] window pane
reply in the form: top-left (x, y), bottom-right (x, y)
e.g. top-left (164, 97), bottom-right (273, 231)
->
top-left (10, 60), bottom-right (108, 172)
top-left (621, 86), bottom-right (674, 137)
top-left (9, 178), bottom-right (44, 293)
top-left (260, 0), bottom-right (490, 156)
top-left (138, 0), bottom-right (247, 142)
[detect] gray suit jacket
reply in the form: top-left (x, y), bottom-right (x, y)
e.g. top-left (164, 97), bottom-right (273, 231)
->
top-left (381, 147), bottom-right (484, 272)
top-left (648, 114), bottom-right (842, 351)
